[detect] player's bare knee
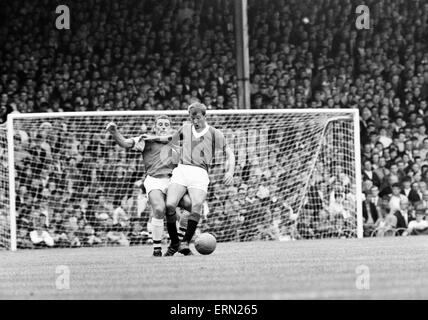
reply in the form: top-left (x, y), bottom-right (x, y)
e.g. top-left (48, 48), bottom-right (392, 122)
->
top-left (152, 204), bottom-right (166, 219)
top-left (191, 202), bottom-right (203, 214)
top-left (165, 209), bottom-right (177, 223)
top-left (166, 201), bottom-right (178, 216)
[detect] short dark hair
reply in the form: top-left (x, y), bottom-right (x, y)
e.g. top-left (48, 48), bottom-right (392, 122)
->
top-left (403, 176), bottom-right (411, 183)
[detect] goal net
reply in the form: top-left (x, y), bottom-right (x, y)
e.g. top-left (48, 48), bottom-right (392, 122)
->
top-left (0, 110), bottom-right (362, 250)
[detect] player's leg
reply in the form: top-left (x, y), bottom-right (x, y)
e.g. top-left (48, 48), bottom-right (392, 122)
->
top-left (148, 189), bottom-right (166, 257)
top-left (179, 187), bottom-right (208, 255)
top-left (177, 194), bottom-right (192, 240)
top-left (178, 193), bottom-right (192, 212)
top-left (144, 176), bottom-right (170, 256)
top-left (164, 183), bottom-right (187, 256)
top-left (176, 197), bottom-right (207, 241)
top-left (176, 165), bottom-right (210, 255)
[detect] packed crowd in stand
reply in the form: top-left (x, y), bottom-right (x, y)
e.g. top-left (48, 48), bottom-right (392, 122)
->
top-left (1, 0), bottom-right (428, 248)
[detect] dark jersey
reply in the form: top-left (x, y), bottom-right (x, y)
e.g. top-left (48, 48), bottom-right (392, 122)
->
top-left (171, 123), bottom-right (227, 172)
top-left (131, 136), bottom-right (177, 178)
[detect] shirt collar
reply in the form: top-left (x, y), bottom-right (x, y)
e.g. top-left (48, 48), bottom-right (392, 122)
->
top-left (192, 124), bottom-right (210, 138)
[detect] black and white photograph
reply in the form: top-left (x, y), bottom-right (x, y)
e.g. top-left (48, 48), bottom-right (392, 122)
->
top-left (1, 0), bottom-right (428, 308)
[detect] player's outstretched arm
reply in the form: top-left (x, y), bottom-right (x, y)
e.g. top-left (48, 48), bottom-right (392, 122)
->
top-left (141, 133), bottom-right (173, 143)
top-left (223, 145), bottom-right (235, 186)
top-left (106, 122), bottom-right (135, 149)
top-left (141, 125), bottom-right (182, 145)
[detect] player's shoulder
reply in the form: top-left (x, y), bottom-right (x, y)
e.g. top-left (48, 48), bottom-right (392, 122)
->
top-left (208, 125), bottom-right (225, 137)
top-left (130, 135), bottom-right (148, 150)
top-left (182, 122), bottom-right (192, 130)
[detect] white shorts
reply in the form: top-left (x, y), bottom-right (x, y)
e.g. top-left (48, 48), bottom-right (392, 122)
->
top-left (143, 175), bottom-right (170, 195)
top-left (170, 164), bottom-right (210, 193)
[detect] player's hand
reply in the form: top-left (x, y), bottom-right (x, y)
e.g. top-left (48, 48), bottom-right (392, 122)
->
top-left (141, 133), bottom-right (153, 140)
top-left (134, 137), bottom-right (145, 152)
top-left (106, 122), bottom-right (118, 134)
top-left (223, 171), bottom-right (234, 186)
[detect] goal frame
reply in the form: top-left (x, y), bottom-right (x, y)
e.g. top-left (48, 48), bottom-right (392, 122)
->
top-left (5, 108), bottom-right (363, 251)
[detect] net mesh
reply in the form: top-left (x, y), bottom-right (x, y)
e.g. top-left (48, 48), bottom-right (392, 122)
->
top-left (0, 110), bottom-right (360, 249)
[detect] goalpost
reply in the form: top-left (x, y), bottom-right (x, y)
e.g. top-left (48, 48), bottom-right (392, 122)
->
top-left (0, 109), bottom-right (362, 251)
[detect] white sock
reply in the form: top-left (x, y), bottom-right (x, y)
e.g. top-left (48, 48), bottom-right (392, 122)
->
top-left (151, 218), bottom-right (164, 250)
top-left (147, 222), bottom-right (153, 241)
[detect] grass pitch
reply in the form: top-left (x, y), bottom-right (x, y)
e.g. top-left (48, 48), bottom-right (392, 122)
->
top-left (1, 236), bottom-right (428, 299)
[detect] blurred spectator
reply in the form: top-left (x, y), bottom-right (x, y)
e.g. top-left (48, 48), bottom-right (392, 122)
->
top-left (420, 190), bottom-right (428, 208)
top-left (314, 209), bottom-right (336, 238)
top-left (93, 193), bottom-right (114, 231)
top-left (329, 193), bottom-right (350, 220)
top-left (296, 207), bottom-right (316, 239)
top-left (128, 218), bottom-right (148, 246)
top-left (363, 159), bottom-right (381, 187)
top-left (390, 198), bottom-right (414, 235)
top-left (255, 206), bottom-right (279, 241)
top-left (205, 205), bottom-right (227, 241)
top-left (106, 223), bottom-right (130, 246)
top-left (112, 199), bottom-right (131, 230)
top-left (256, 177), bottom-right (270, 201)
top-left (16, 217), bottom-right (33, 249)
top-left (389, 183), bottom-right (408, 213)
top-left (362, 193), bottom-right (379, 237)
top-left (371, 198), bottom-right (401, 237)
top-left (307, 181), bottom-right (329, 220)
top-left (224, 199), bottom-right (245, 241)
top-left (369, 186), bottom-right (382, 211)
top-left (405, 209), bottom-right (428, 235)
top-left (29, 215), bottom-right (54, 248)
top-left (401, 177), bottom-right (421, 204)
top-left (81, 223), bottom-right (103, 247)
top-left (209, 181), bottom-right (227, 213)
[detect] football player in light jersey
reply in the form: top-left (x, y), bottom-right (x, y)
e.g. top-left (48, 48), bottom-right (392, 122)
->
top-left (164, 102), bottom-right (235, 256)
